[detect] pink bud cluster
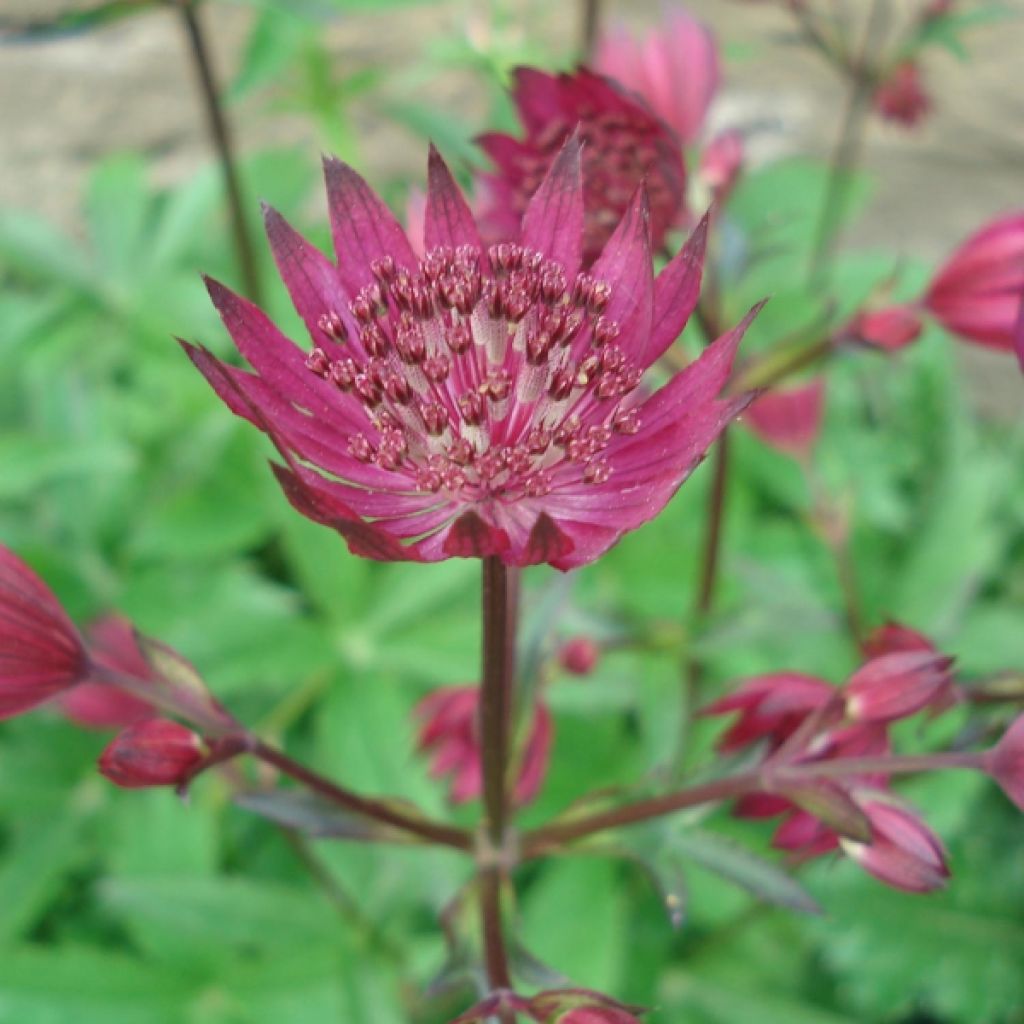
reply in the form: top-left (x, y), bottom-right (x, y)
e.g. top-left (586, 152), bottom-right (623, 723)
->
top-left (703, 624), bottom-right (957, 891)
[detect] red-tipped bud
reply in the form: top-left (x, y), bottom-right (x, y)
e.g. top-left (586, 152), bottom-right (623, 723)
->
top-left (840, 792), bottom-right (949, 893)
top-left (744, 378), bottom-right (824, 457)
top-left (847, 306), bottom-right (925, 351)
top-left (872, 61), bottom-right (932, 128)
top-left (924, 212), bottom-right (1024, 352)
top-left (862, 620), bottom-right (935, 658)
top-left (0, 545), bottom-right (89, 719)
top-left (844, 651), bottom-right (954, 724)
top-left (559, 635), bottom-right (601, 676)
top-left (986, 714), bottom-right (1024, 812)
top-left (98, 719), bottom-right (203, 789)
top-left (414, 686), bottom-right (553, 805)
top-left (530, 989), bottom-right (644, 1024)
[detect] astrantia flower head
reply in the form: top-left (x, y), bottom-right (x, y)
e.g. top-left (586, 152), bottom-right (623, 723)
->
top-left (186, 139), bottom-right (755, 569)
top-left (594, 4), bottom-right (720, 147)
top-left (478, 70), bottom-right (686, 262)
top-left (0, 545), bottom-right (89, 719)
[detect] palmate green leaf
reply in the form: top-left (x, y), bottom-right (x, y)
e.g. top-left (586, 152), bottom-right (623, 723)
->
top-left (85, 156), bottom-right (151, 286)
top-left (0, 781), bottom-right (100, 943)
top-left (0, 209), bottom-right (94, 290)
top-left (0, 946), bottom-right (190, 1024)
top-left (99, 876), bottom-right (337, 954)
top-left (229, 6), bottom-right (312, 101)
top-left (521, 858), bottom-right (628, 991)
top-left (662, 972), bottom-right (855, 1024)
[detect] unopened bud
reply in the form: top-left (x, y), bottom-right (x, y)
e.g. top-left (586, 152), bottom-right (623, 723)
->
top-left (844, 651), bottom-right (954, 723)
top-left (986, 714), bottom-right (1024, 812)
top-left (559, 636), bottom-right (601, 676)
top-left (98, 719), bottom-right (203, 789)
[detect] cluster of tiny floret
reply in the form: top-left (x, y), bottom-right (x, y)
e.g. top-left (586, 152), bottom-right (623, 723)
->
top-left (304, 242), bottom-right (644, 502)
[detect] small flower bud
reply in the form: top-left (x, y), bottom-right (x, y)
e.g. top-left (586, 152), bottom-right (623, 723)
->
top-left (98, 719), bottom-right (203, 789)
top-left (847, 306), bottom-right (924, 351)
top-left (558, 636), bottom-right (601, 676)
top-left (744, 379), bottom-right (824, 457)
top-left (844, 651), bottom-right (954, 724)
top-left (986, 714), bottom-right (1024, 812)
top-left (839, 792), bottom-right (949, 893)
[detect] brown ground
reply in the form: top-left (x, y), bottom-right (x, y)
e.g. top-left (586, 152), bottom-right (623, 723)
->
top-left (2, 0), bottom-right (1021, 412)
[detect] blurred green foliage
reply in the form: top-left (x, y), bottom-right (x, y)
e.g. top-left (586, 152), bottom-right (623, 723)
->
top-left (2, 1), bottom-right (1023, 1022)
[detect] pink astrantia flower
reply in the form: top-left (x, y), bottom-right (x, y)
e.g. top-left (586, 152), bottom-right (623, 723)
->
top-left (98, 718), bottom-right (203, 789)
top-left (0, 545), bottom-right (89, 719)
top-left (872, 61), bottom-right (932, 128)
top-left (743, 378), bottom-right (824, 457)
top-left (924, 212), bottom-right (1024, 352)
top-left (415, 686), bottom-right (553, 804)
top-left (478, 71), bottom-right (686, 262)
top-left (985, 714), bottom-right (1024, 811)
top-left (594, 4), bottom-right (720, 146)
top-left (185, 140), bottom-right (754, 568)
top-left (839, 791), bottom-right (949, 893)
top-left (60, 616), bottom-right (155, 729)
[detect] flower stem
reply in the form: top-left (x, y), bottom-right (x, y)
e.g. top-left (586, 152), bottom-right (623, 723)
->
top-left (177, 0), bottom-right (263, 304)
top-left (477, 556), bottom-right (518, 999)
top-left (523, 774), bottom-right (759, 858)
top-left (522, 750), bottom-right (988, 857)
top-left (250, 739), bottom-right (473, 851)
top-left (479, 868), bottom-right (514, 999)
top-left (580, 0), bottom-right (602, 61)
top-left (480, 557), bottom-right (516, 847)
top-left (808, 0), bottom-right (886, 284)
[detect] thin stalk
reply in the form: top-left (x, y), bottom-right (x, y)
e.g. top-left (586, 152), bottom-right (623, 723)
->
top-left (251, 739), bottom-right (472, 851)
top-left (779, 750), bottom-right (985, 781)
top-left (808, 0), bottom-right (887, 283)
top-left (479, 869), bottom-right (514, 1002)
top-left (523, 749), bottom-right (988, 857)
top-left (480, 557), bottom-right (516, 847)
top-left (176, 0), bottom-right (263, 304)
top-left (523, 774), bottom-right (758, 858)
top-left (477, 556), bottom-right (518, 1001)
top-left (674, 302), bottom-right (728, 773)
top-left (580, 0), bottom-right (602, 61)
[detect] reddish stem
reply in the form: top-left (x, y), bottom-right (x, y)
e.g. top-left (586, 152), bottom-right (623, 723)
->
top-left (250, 739), bottom-right (472, 851)
top-left (477, 557), bottom-right (518, 1001)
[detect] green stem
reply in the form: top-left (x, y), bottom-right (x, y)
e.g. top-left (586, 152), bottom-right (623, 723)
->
top-left (580, 0), bottom-right (602, 61)
top-left (177, 0), bottom-right (263, 304)
top-left (808, 0), bottom-right (886, 284)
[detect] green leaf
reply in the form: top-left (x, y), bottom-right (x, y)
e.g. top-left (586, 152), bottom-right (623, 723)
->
top-left (670, 828), bottom-right (822, 915)
top-left (0, 946), bottom-right (190, 1024)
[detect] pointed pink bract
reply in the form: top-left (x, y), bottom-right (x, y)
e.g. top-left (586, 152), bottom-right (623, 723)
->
top-left (0, 545), bottom-right (88, 719)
